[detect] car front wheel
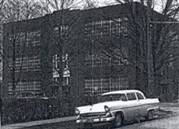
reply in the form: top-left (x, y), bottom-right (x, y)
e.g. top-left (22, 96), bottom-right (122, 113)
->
top-left (147, 110), bottom-right (154, 120)
top-left (113, 113), bottom-right (123, 127)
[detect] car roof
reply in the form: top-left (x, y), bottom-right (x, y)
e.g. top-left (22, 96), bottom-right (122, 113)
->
top-left (101, 89), bottom-right (143, 96)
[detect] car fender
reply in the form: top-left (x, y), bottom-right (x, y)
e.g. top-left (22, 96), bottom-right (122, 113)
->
top-left (147, 106), bottom-right (159, 112)
top-left (110, 109), bottom-right (126, 120)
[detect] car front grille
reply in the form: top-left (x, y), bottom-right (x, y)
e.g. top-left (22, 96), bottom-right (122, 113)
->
top-left (80, 112), bottom-right (106, 119)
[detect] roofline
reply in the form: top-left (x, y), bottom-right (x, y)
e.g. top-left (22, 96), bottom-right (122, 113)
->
top-left (102, 89), bottom-right (143, 96)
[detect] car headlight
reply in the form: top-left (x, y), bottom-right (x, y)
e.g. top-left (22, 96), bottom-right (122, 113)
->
top-left (104, 105), bottom-right (110, 113)
top-left (75, 108), bottom-right (80, 115)
top-left (104, 105), bottom-right (112, 117)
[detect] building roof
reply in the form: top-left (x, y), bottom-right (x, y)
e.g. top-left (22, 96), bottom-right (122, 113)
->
top-left (102, 89), bottom-right (143, 95)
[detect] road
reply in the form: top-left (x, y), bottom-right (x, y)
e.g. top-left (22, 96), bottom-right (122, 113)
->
top-left (24, 114), bottom-right (179, 129)
top-left (119, 115), bottom-right (179, 129)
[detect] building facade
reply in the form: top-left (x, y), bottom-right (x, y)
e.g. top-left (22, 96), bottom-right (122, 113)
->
top-left (2, 2), bottom-right (179, 114)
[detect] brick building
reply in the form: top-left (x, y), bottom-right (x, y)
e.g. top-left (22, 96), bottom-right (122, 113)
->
top-left (2, 2), bottom-right (179, 114)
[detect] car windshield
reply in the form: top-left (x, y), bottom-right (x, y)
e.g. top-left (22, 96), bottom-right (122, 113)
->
top-left (99, 93), bottom-right (127, 102)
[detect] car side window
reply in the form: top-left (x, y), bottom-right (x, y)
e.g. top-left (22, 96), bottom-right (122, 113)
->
top-left (119, 94), bottom-right (127, 101)
top-left (136, 92), bottom-right (144, 100)
top-left (127, 93), bottom-right (136, 100)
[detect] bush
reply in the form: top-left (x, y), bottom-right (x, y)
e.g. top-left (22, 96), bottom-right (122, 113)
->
top-left (1, 97), bottom-right (62, 125)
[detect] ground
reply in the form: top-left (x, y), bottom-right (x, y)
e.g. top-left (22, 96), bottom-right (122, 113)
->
top-left (119, 115), bottom-right (179, 129)
top-left (21, 113), bottom-right (179, 129)
top-left (1, 103), bottom-right (179, 129)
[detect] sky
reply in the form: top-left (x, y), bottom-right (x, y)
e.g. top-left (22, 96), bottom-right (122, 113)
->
top-left (38, 0), bottom-right (179, 13)
top-left (82, 0), bottom-right (179, 13)
top-left (76, 0), bottom-right (162, 12)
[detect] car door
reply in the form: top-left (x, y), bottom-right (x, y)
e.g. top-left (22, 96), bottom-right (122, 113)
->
top-left (125, 92), bottom-right (138, 121)
top-left (136, 92), bottom-right (147, 117)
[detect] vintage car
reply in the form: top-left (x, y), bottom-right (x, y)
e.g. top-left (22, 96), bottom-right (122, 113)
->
top-left (75, 90), bottom-right (159, 128)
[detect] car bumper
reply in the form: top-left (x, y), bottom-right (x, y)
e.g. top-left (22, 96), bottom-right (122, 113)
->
top-left (76, 116), bottom-right (115, 124)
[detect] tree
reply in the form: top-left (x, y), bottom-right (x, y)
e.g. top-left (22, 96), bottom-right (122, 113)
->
top-left (112, 0), bottom-right (179, 98)
top-left (83, 0), bottom-right (179, 99)
top-left (149, 0), bottom-right (179, 100)
top-left (0, 0), bottom-right (43, 23)
top-left (39, 0), bottom-right (83, 13)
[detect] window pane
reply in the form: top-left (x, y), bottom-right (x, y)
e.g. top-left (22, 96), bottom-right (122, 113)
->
top-left (100, 94), bottom-right (127, 102)
top-left (127, 93), bottom-right (136, 100)
top-left (136, 92), bottom-right (144, 100)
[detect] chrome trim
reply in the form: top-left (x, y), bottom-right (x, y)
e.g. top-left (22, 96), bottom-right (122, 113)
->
top-left (76, 116), bottom-right (115, 123)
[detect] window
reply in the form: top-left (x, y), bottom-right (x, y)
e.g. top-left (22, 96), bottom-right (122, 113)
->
top-left (8, 80), bottom-right (41, 95)
top-left (84, 17), bottom-right (128, 40)
top-left (15, 32), bottom-right (26, 47)
top-left (60, 25), bottom-right (69, 37)
top-left (8, 30), bottom-right (41, 49)
top-left (111, 48), bottom-right (128, 66)
top-left (9, 33), bottom-right (26, 47)
top-left (28, 56), bottom-right (41, 71)
top-left (85, 50), bottom-right (128, 67)
top-left (127, 93), bottom-right (136, 100)
top-left (85, 54), bottom-right (101, 66)
top-left (84, 77), bottom-right (129, 96)
top-left (27, 31), bottom-right (41, 47)
top-left (54, 25), bottom-right (69, 38)
top-left (100, 94), bottom-right (127, 102)
top-left (52, 54), bottom-right (70, 86)
top-left (8, 56), bottom-right (41, 72)
top-left (136, 92), bottom-right (144, 100)
top-left (52, 54), bottom-right (60, 73)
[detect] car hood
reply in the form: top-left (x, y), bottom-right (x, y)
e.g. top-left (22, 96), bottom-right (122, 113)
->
top-left (76, 101), bottom-right (123, 114)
